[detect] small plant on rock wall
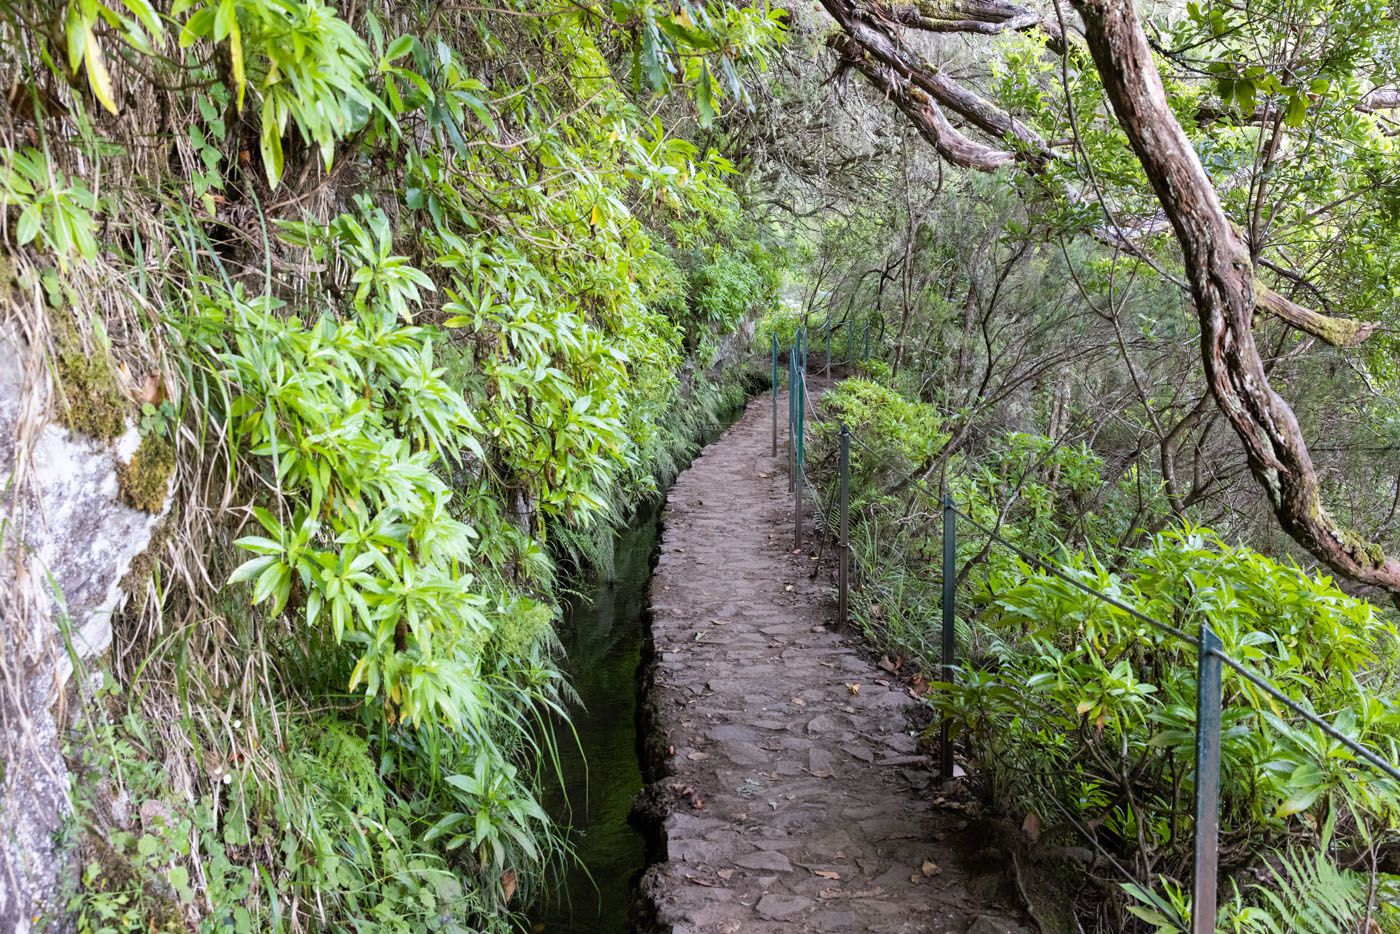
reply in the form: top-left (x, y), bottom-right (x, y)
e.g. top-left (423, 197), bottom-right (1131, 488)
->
top-left (138, 400), bottom-right (175, 438)
top-left (0, 148), bottom-right (97, 270)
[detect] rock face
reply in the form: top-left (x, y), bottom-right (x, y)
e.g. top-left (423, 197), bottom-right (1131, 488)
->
top-left (0, 328), bottom-right (170, 931)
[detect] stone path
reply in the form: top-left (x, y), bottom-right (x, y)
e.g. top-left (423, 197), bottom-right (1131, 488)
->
top-left (637, 391), bottom-right (1032, 933)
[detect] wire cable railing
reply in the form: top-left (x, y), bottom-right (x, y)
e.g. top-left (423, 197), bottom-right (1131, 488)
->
top-left (767, 324), bottom-right (1400, 933)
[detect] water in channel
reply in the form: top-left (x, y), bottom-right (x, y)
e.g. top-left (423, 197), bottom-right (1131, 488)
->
top-left (530, 410), bottom-right (742, 933)
top-left (529, 496), bottom-right (660, 933)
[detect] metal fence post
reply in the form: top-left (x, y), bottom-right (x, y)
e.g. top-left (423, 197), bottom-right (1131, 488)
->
top-left (1192, 622), bottom-right (1224, 934)
top-left (838, 424), bottom-right (850, 625)
top-left (825, 324), bottom-right (831, 376)
top-left (794, 372), bottom-right (805, 548)
top-left (771, 334), bottom-right (778, 457)
top-left (787, 347), bottom-right (795, 492)
top-left (940, 494), bottom-right (956, 778)
top-left (863, 322), bottom-right (871, 361)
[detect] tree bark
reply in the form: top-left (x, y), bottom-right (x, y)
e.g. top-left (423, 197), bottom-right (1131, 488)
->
top-left (1068, 0), bottom-right (1400, 593)
top-left (821, 0), bottom-right (1374, 348)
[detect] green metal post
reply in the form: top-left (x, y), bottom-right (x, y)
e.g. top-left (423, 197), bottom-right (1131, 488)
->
top-left (1191, 624), bottom-right (1224, 934)
top-left (794, 368), bottom-right (805, 548)
top-left (787, 347), bottom-right (795, 493)
top-left (940, 494), bottom-right (956, 778)
top-left (771, 334), bottom-right (778, 457)
top-left (838, 424), bottom-right (850, 624)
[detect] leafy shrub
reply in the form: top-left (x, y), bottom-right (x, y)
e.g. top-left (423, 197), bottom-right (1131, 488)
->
top-left (754, 299), bottom-right (806, 349)
top-left (803, 375), bottom-right (1400, 928)
top-left (11, 1), bottom-right (785, 929)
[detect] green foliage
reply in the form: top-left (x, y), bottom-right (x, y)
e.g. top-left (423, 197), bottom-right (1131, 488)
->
top-left (820, 378), bottom-right (947, 468)
top-left (954, 525), bottom-right (1400, 831)
top-left (61, 0), bottom-right (164, 115)
top-left (174, 0), bottom-right (382, 186)
top-left (753, 300), bottom-right (806, 349)
top-left (688, 243), bottom-right (780, 328)
top-left (1221, 841), bottom-right (1398, 933)
top-left (6, 0), bottom-right (785, 928)
top-left (0, 148), bottom-right (97, 269)
top-left (609, 1), bottom-right (786, 125)
top-left (204, 274), bottom-right (488, 725)
top-left (803, 372), bottom-right (1400, 928)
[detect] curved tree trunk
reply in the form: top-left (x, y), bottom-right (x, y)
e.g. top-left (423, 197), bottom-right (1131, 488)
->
top-left (1068, 0), bottom-right (1400, 593)
top-left (818, 0), bottom-right (1400, 594)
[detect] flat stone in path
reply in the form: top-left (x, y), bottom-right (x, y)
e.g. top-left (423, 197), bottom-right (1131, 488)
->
top-left (638, 392), bottom-right (1031, 933)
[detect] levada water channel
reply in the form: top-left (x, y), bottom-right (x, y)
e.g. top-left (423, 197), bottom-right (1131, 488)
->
top-left (529, 408), bottom-right (742, 932)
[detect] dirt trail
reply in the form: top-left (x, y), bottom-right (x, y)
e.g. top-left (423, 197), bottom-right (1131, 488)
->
top-left (637, 391), bottom-right (1032, 933)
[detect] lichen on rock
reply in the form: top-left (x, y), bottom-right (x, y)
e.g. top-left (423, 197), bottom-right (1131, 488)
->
top-left (0, 325), bottom-right (171, 932)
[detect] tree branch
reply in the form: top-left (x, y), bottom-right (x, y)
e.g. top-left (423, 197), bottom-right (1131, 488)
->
top-left (1068, 0), bottom-right (1400, 594)
top-left (819, 0), bottom-right (1376, 347)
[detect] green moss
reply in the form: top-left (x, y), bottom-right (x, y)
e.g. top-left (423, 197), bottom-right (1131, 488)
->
top-left (119, 515), bottom-right (171, 612)
top-left (117, 433), bottom-right (174, 514)
top-left (1337, 526), bottom-right (1387, 568)
top-left (0, 255), bottom-right (15, 297)
top-left (52, 317), bottom-right (129, 441)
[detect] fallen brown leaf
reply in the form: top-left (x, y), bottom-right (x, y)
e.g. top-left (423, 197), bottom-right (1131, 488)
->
top-left (501, 868), bottom-right (517, 903)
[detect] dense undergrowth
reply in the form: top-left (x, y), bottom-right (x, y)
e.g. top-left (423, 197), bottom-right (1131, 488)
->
top-left (795, 360), bottom-right (1400, 930)
top-left (0, 1), bottom-right (783, 930)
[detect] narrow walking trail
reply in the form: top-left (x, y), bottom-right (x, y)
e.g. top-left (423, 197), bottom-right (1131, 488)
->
top-left (638, 391), bottom-right (1031, 933)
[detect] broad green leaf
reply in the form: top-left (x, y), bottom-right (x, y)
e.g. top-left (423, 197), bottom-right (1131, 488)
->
top-left (260, 116), bottom-right (284, 188)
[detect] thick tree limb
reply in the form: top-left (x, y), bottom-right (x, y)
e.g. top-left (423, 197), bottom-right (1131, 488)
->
top-left (824, 0), bottom-right (1056, 160)
top-left (819, 0), bottom-right (1376, 348)
top-left (886, 0), bottom-right (1066, 51)
top-left (831, 34), bottom-right (1018, 170)
top-left (1255, 284), bottom-right (1376, 347)
top-left (1068, 0), bottom-right (1400, 593)
top-left (818, 0), bottom-right (1399, 590)
top-left (1360, 86), bottom-right (1400, 112)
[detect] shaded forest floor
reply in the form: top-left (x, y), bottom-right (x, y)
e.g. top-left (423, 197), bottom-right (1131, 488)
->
top-left (636, 389), bottom-right (1034, 933)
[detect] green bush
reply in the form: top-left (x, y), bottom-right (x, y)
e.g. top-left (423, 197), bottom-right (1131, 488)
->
top-left (13, 1), bottom-right (785, 929)
top-left (802, 375), bottom-right (1400, 929)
